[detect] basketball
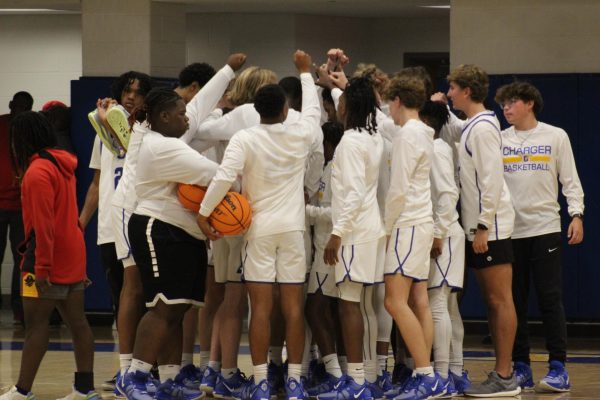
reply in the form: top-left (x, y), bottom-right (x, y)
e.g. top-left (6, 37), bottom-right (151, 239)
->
top-left (177, 183), bottom-right (207, 212)
top-left (209, 192), bottom-right (252, 236)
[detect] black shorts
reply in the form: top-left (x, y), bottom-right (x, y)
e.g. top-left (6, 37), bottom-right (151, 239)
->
top-left (466, 238), bottom-right (514, 269)
top-left (128, 214), bottom-right (207, 307)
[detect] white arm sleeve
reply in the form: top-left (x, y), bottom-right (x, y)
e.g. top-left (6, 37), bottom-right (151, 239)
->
top-left (439, 107), bottom-right (465, 145)
top-left (431, 144), bottom-right (459, 238)
top-left (556, 130), bottom-right (585, 216)
top-left (331, 88), bottom-right (343, 111)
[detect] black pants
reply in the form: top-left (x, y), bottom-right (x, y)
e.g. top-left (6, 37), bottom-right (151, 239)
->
top-left (0, 209), bottom-right (24, 313)
top-left (99, 243), bottom-right (124, 318)
top-left (512, 232), bottom-right (567, 364)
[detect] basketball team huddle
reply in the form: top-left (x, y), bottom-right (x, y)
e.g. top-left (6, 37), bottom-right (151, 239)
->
top-left (3, 47), bottom-right (584, 400)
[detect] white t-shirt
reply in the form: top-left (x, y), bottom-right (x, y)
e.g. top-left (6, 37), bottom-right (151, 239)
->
top-left (90, 136), bottom-right (125, 244)
top-left (458, 111), bottom-right (514, 241)
top-left (384, 119), bottom-right (434, 234)
top-left (502, 121), bottom-right (584, 239)
top-left (431, 139), bottom-right (463, 239)
top-left (330, 128), bottom-right (385, 245)
top-left (199, 73), bottom-right (321, 240)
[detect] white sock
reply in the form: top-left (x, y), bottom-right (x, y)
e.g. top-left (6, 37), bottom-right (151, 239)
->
top-left (208, 360), bottom-right (221, 371)
top-left (119, 354), bottom-right (133, 375)
top-left (129, 359), bottom-right (152, 374)
top-left (414, 366), bottom-right (434, 377)
top-left (158, 364), bottom-right (180, 382)
top-left (288, 363), bottom-right (302, 382)
top-left (339, 356), bottom-right (348, 374)
top-left (269, 346), bottom-right (283, 366)
top-left (199, 351), bottom-right (210, 369)
top-left (377, 355), bottom-right (387, 374)
top-left (310, 345), bottom-right (320, 361)
top-left (253, 363), bottom-right (268, 383)
top-left (222, 368), bottom-right (237, 379)
top-left (449, 364), bottom-right (463, 376)
top-left (347, 363), bottom-right (365, 385)
top-left (322, 353), bottom-right (342, 378)
top-left (181, 353), bottom-right (194, 368)
top-left (364, 359), bottom-right (377, 383)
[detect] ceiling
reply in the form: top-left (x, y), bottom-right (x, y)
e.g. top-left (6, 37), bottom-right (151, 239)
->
top-left (0, 0), bottom-right (450, 18)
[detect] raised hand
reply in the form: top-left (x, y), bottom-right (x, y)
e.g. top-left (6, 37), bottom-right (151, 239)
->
top-left (294, 50), bottom-right (312, 74)
top-left (330, 71), bottom-right (349, 90)
top-left (227, 53), bottom-right (247, 71)
top-left (315, 64), bottom-right (335, 90)
top-left (326, 48), bottom-right (349, 72)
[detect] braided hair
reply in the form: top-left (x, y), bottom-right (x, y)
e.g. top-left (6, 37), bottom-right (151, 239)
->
top-left (111, 71), bottom-right (152, 103)
top-left (131, 87), bottom-right (182, 129)
top-left (10, 111), bottom-right (56, 178)
top-left (343, 76), bottom-right (378, 135)
top-left (419, 100), bottom-right (450, 135)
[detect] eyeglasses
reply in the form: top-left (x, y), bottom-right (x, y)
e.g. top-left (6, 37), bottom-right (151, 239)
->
top-left (500, 98), bottom-right (520, 108)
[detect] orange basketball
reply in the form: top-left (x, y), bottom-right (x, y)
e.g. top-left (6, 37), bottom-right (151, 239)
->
top-left (208, 192), bottom-right (252, 236)
top-left (177, 183), bottom-right (207, 213)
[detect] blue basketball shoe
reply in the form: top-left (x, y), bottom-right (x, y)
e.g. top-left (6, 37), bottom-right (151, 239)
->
top-left (200, 367), bottom-right (219, 394)
top-left (154, 379), bottom-right (205, 400)
top-left (214, 370), bottom-right (249, 399)
top-left (513, 361), bottom-right (534, 391)
top-left (537, 361), bottom-right (570, 392)
top-left (121, 370), bottom-right (154, 400)
top-left (317, 376), bottom-right (372, 400)
top-left (448, 370), bottom-right (470, 395)
top-left (393, 373), bottom-right (445, 400)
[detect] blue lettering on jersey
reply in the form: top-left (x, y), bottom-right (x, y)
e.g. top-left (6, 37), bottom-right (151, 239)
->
top-left (114, 167), bottom-right (123, 189)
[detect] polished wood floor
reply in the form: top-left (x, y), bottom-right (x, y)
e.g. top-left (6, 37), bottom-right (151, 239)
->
top-left (0, 310), bottom-right (598, 399)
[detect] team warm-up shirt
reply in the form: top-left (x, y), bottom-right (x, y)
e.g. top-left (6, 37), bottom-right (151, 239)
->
top-left (384, 119), bottom-right (434, 234)
top-left (431, 138), bottom-right (462, 239)
top-left (134, 130), bottom-right (219, 239)
top-left (458, 111), bottom-right (514, 241)
top-left (199, 72), bottom-right (321, 240)
top-left (502, 121), bottom-right (584, 239)
top-left (331, 128), bottom-right (385, 245)
top-left (377, 136), bottom-right (392, 218)
top-left (306, 162), bottom-right (333, 255)
top-left (90, 136), bottom-right (125, 244)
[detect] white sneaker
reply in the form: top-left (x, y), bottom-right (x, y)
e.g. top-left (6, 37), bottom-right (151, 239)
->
top-left (56, 389), bottom-right (100, 400)
top-left (0, 386), bottom-right (35, 400)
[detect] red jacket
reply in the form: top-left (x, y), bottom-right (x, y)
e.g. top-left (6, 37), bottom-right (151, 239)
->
top-left (0, 114), bottom-right (21, 210)
top-left (20, 149), bottom-right (86, 283)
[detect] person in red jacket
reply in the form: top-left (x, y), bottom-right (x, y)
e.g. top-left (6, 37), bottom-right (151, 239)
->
top-left (0, 111), bottom-right (98, 400)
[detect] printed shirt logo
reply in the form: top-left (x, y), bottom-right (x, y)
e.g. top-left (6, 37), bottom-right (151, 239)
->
top-left (503, 145), bottom-right (552, 172)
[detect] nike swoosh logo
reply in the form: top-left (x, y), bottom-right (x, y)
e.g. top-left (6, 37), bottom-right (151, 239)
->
top-left (431, 381), bottom-right (438, 391)
top-left (353, 388), bottom-right (365, 399)
top-left (548, 247), bottom-right (558, 253)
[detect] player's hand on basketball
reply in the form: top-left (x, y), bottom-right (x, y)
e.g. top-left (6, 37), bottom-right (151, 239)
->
top-left (315, 64), bottom-right (335, 90)
top-left (35, 276), bottom-right (52, 294)
top-left (567, 217), bottom-right (584, 245)
top-left (431, 92), bottom-right (448, 105)
top-left (197, 214), bottom-right (223, 241)
top-left (324, 234), bottom-right (342, 266)
top-left (473, 229), bottom-right (488, 254)
top-left (330, 71), bottom-right (348, 90)
top-left (227, 53), bottom-right (247, 72)
top-left (430, 238), bottom-right (443, 259)
top-left (294, 50), bottom-right (313, 74)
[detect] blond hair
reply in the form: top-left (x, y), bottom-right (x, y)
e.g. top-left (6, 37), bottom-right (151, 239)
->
top-left (227, 67), bottom-right (278, 106)
top-left (447, 64), bottom-right (489, 103)
top-left (383, 75), bottom-right (427, 110)
top-left (353, 63), bottom-right (388, 94)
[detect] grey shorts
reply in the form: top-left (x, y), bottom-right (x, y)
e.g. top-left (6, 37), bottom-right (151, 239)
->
top-left (38, 281), bottom-right (85, 300)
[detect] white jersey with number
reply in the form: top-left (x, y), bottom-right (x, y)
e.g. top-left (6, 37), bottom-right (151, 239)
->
top-left (458, 111), bottom-right (514, 241)
top-left (502, 121), bottom-right (584, 239)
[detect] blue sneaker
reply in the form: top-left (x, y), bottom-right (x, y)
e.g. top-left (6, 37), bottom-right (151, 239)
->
top-left (393, 374), bottom-right (445, 400)
top-left (437, 375), bottom-right (456, 399)
top-left (268, 362), bottom-right (285, 396)
top-left (391, 364), bottom-right (412, 386)
top-left (309, 361), bottom-right (328, 386)
top-left (214, 370), bottom-right (249, 399)
top-left (155, 379), bottom-right (205, 400)
top-left (200, 367), bottom-right (219, 393)
top-left (537, 361), bottom-right (570, 392)
top-left (448, 370), bottom-right (470, 395)
top-left (317, 376), bottom-right (372, 400)
top-left (178, 365), bottom-right (204, 390)
top-left (366, 380), bottom-right (383, 400)
top-left (375, 371), bottom-right (393, 393)
top-left (285, 377), bottom-right (306, 400)
top-left (239, 378), bottom-right (272, 400)
top-left (121, 370), bottom-right (154, 400)
top-left (513, 361), bottom-right (534, 391)
top-left (307, 374), bottom-right (345, 397)
top-left (384, 374), bottom-right (415, 400)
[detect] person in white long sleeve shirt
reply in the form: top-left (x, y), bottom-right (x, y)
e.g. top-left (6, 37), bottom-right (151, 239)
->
top-left (420, 100), bottom-right (468, 392)
top-left (495, 81), bottom-right (584, 392)
top-left (447, 64), bottom-right (520, 397)
top-left (380, 74), bottom-right (445, 399)
top-left (197, 51), bottom-right (320, 399)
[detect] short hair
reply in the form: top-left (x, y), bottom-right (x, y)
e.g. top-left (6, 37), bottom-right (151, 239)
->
top-left (228, 67), bottom-right (278, 106)
top-left (253, 84), bottom-right (287, 119)
top-left (419, 100), bottom-right (450, 134)
top-left (178, 62), bottom-right (216, 88)
top-left (343, 77), bottom-right (378, 134)
top-left (322, 122), bottom-right (344, 147)
top-left (12, 91), bottom-right (34, 110)
top-left (10, 111), bottom-right (56, 176)
top-left (383, 75), bottom-right (427, 110)
top-left (279, 76), bottom-right (302, 110)
top-left (137, 87), bottom-right (182, 127)
top-left (447, 64), bottom-right (489, 103)
top-left (495, 81), bottom-right (544, 117)
top-left (111, 71), bottom-right (153, 103)
top-left (353, 63), bottom-right (388, 94)
top-left (393, 67), bottom-right (434, 99)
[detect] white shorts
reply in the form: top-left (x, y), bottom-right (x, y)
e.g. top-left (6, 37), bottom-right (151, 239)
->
top-left (307, 247), bottom-right (337, 297)
top-left (428, 233), bottom-right (465, 290)
top-left (213, 236), bottom-right (243, 283)
top-left (111, 205), bottom-right (136, 268)
top-left (335, 237), bottom-right (386, 285)
top-left (241, 231), bottom-right (307, 284)
top-left (384, 222), bottom-right (434, 281)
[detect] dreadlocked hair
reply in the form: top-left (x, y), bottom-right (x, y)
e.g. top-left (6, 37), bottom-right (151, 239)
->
top-left (343, 76), bottom-right (378, 135)
top-left (10, 111), bottom-right (56, 179)
top-left (419, 100), bottom-right (450, 135)
top-left (131, 87), bottom-right (182, 129)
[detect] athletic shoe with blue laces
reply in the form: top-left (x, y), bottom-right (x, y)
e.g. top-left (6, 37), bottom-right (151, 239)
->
top-left (537, 360), bottom-right (570, 393)
top-left (384, 374), bottom-right (415, 400)
top-left (317, 376), bottom-right (372, 400)
top-left (437, 375), bottom-right (457, 399)
top-left (375, 371), bottom-right (393, 393)
top-left (200, 367), bottom-right (219, 393)
top-left (448, 370), bottom-right (470, 395)
top-left (178, 365), bottom-right (204, 391)
top-left (393, 373), bottom-right (445, 400)
top-left (513, 361), bottom-right (534, 391)
top-left (268, 362), bottom-right (285, 396)
top-left (238, 378), bottom-right (272, 400)
top-left (285, 377), bottom-right (307, 400)
top-left (306, 374), bottom-right (345, 397)
top-left (214, 370), bottom-right (249, 399)
top-left (366, 380), bottom-right (384, 400)
top-left (154, 379), bottom-right (205, 400)
top-left (121, 370), bottom-right (154, 400)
